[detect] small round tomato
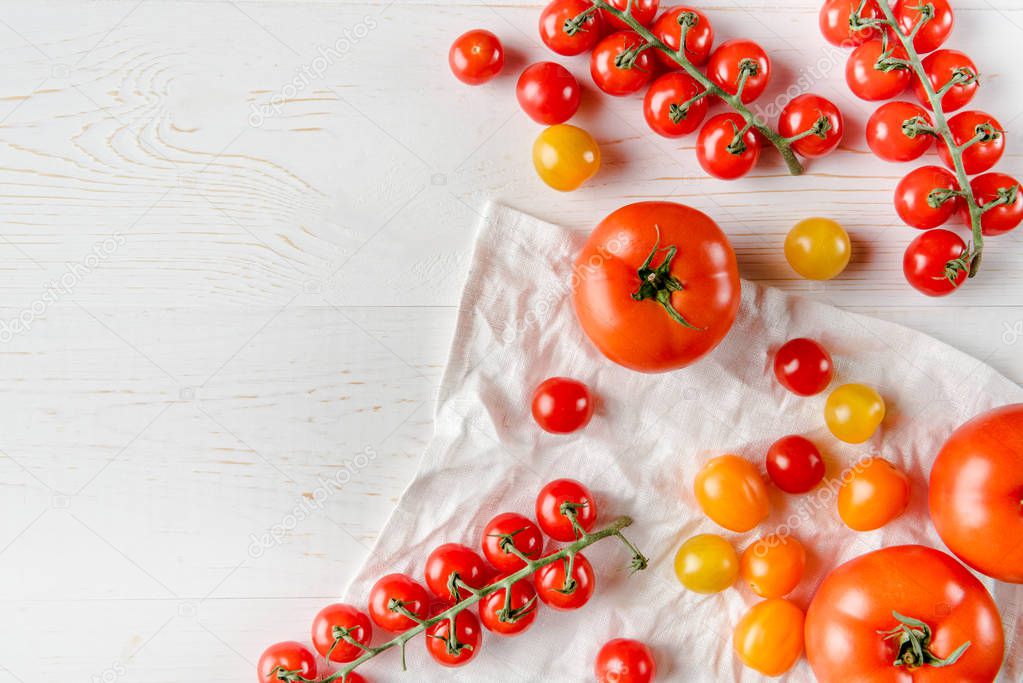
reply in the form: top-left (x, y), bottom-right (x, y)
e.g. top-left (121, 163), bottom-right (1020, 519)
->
top-left (784, 217), bottom-right (851, 280)
top-left (425, 543), bottom-right (490, 601)
top-left (481, 512), bottom-right (543, 572)
top-left (311, 604), bottom-right (372, 663)
top-left (368, 573), bottom-right (430, 632)
top-left (643, 71), bottom-right (708, 138)
top-left (773, 338), bottom-right (834, 397)
top-left (914, 49), bottom-right (978, 112)
top-left (532, 124), bottom-right (600, 191)
top-left (531, 376), bottom-right (594, 433)
top-left (966, 172), bottom-right (1023, 236)
top-left (674, 533), bottom-right (738, 594)
top-left (696, 112), bottom-right (760, 180)
top-left (534, 552), bottom-right (595, 610)
top-left (258, 642), bottom-right (317, 682)
top-left (539, 0), bottom-right (605, 56)
top-left (536, 478), bottom-right (597, 541)
top-left (517, 62), bottom-right (581, 126)
top-left (938, 110), bottom-right (1004, 175)
top-left (824, 383), bottom-right (885, 443)
top-left (894, 165), bottom-right (961, 230)
top-left (652, 6), bottom-right (713, 68)
top-left (604, 0), bottom-right (659, 29)
top-left (707, 39), bottom-right (770, 103)
top-left (425, 609), bottom-right (482, 667)
top-left (778, 94), bottom-right (843, 158)
top-left (449, 30), bottom-right (504, 85)
top-left (694, 454), bottom-right (770, 532)
top-left (866, 101), bottom-right (933, 162)
top-left (819, 0), bottom-right (881, 46)
top-left (894, 0), bottom-right (953, 54)
top-left (740, 535), bottom-right (806, 598)
top-left (846, 39), bottom-right (911, 101)
top-left (766, 435), bottom-right (825, 494)
top-left (478, 574), bottom-right (538, 636)
top-left (838, 457), bottom-right (910, 531)
top-left (903, 228), bottom-right (968, 296)
top-left (733, 599), bottom-right (805, 676)
top-left (595, 638), bottom-right (656, 683)
top-left (590, 31), bottom-right (655, 96)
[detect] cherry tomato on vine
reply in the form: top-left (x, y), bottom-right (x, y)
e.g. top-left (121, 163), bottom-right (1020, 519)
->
top-left (478, 574), bottom-right (538, 635)
top-left (696, 112), bottom-right (760, 180)
top-left (425, 543), bottom-right (491, 601)
top-left (425, 609), bottom-right (482, 667)
top-left (966, 172), bottom-right (1023, 236)
top-left (533, 124), bottom-right (601, 191)
top-left (449, 30), bottom-right (504, 85)
top-left (837, 457), bottom-right (910, 531)
top-left (481, 512), bottom-right (543, 572)
top-left (773, 338), bottom-right (833, 396)
top-left (674, 533), bottom-right (738, 594)
top-left (517, 62), bottom-right (581, 126)
top-left (778, 94), bottom-right (843, 158)
top-left (938, 110), bottom-right (1004, 175)
top-left (893, 0), bottom-right (954, 54)
top-left (733, 599), bottom-right (805, 676)
top-left (845, 39), bottom-right (910, 101)
top-left (740, 535), bottom-right (806, 598)
top-left (643, 71), bottom-right (708, 138)
top-left (311, 604), bottom-right (372, 663)
top-left (866, 101), bottom-right (933, 162)
top-left (784, 217), bottom-right (851, 280)
top-left (651, 6), bottom-right (713, 68)
top-left (539, 0), bottom-right (606, 56)
top-left (694, 455), bottom-right (770, 532)
top-left (535, 553), bottom-right (596, 610)
top-left (595, 638), bottom-right (656, 683)
top-left (707, 39), bottom-right (770, 103)
top-left (258, 642), bottom-right (317, 682)
top-left (536, 478), bottom-right (597, 541)
top-left (914, 49), bottom-right (978, 112)
top-left (824, 383), bottom-right (885, 443)
top-left (531, 376), bottom-right (594, 433)
top-left (903, 228), bottom-right (968, 296)
top-left (368, 573), bottom-right (430, 632)
top-left (819, 0), bottom-right (881, 46)
top-left (766, 435), bottom-right (825, 494)
top-left (894, 165), bottom-right (961, 229)
top-left (603, 0), bottom-right (659, 29)
top-left (590, 31), bottom-right (656, 96)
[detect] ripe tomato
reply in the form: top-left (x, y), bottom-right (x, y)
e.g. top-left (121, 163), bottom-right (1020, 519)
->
top-left (894, 165), bottom-right (961, 229)
top-left (516, 62), bottom-right (580, 125)
top-left (783, 217), bottom-right (851, 280)
top-left (825, 383), bottom-right (885, 443)
top-left (845, 39), bottom-right (911, 101)
top-left (590, 31), bottom-right (655, 96)
top-left (706, 39), bottom-right (770, 103)
top-left (539, 0), bottom-right (605, 56)
top-left (481, 512), bottom-right (543, 572)
top-left (733, 599), bottom-right (805, 676)
top-left (533, 124), bottom-right (600, 191)
top-left (674, 533), bottom-right (738, 594)
top-left (425, 609), bottom-right (482, 667)
top-left (913, 49), bottom-right (978, 111)
top-left (531, 377), bottom-right (594, 433)
top-left (448, 30), bottom-right (504, 85)
top-left (604, 0), bottom-right (659, 29)
top-left (893, 0), bottom-right (954, 54)
top-left (651, 6), bottom-right (713, 68)
top-left (311, 603), bottom-right (372, 663)
top-left (696, 112), bottom-right (760, 179)
top-left (838, 457), bottom-right (909, 531)
top-left (805, 545), bottom-right (1004, 682)
top-left (766, 435), bottom-right (825, 493)
top-left (257, 642), bottom-right (317, 682)
top-left (642, 71), bottom-right (708, 138)
top-left (694, 454), bottom-right (770, 532)
top-left (536, 478), bottom-right (597, 541)
top-left (903, 228), bottom-right (968, 296)
top-left (740, 535), bottom-right (805, 598)
top-left (966, 172), bottom-right (1023, 236)
top-left (930, 404), bottom-right (1023, 583)
top-left (819, 0), bottom-right (881, 46)
top-left (534, 553), bottom-right (595, 610)
top-left (425, 543), bottom-right (491, 601)
top-left (595, 638), bottom-right (656, 683)
top-left (938, 110), bottom-right (1004, 175)
top-left (773, 338), bottom-right (833, 397)
top-left (778, 93), bottom-right (844, 158)
top-left (478, 574), bottom-right (538, 635)
top-left (367, 573), bottom-right (430, 632)
top-left (572, 202), bottom-right (740, 372)
top-left (866, 101), bottom-right (933, 162)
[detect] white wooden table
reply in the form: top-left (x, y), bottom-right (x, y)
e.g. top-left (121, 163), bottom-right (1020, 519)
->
top-left (0, 1), bottom-right (1020, 681)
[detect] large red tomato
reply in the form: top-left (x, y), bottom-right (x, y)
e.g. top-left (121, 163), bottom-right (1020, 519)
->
top-left (805, 545), bottom-right (1004, 682)
top-left (572, 202), bottom-right (740, 373)
top-left (930, 403), bottom-right (1023, 583)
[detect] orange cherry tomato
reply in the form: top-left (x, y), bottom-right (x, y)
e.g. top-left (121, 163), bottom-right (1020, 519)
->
top-left (740, 535), bottom-right (805, 598)
top-left (837, 457), bottom-right (910, 531)
top-left (694, 455), bottom-right (770, 532)
top-left (733, 598), bottom-right (805, 677)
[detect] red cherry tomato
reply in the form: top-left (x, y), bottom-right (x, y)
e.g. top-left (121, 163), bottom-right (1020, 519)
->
top-left (603, 0), bottom-right (659, 29)
top-left (903, 228), bottom-right (968, 296)
top-left (893, 165), bottom-right (961, 230)
top-left (481, 512), bottom-right (544, 572)
top-left (819, 0), bottom-right (881, 46)
top-left (590, 31), bottom-right (656, 96)
top-left (778, 94), bottom-right (843, 158)
top-left (866, 101), bottom-right (933, 162)
top-left (845, 39), bottom-right (911, 101)
top-left (516, 62), bottom-right (581, 125)
top-left (535, 553), bottom-right (595, 610)
top-left (478, 574), bottom-right (538, 636)
top-left (449, 30), bottom-right (504, 85)
top-left (539, 0), bottom-right (606, 56)
top-left (368, 573), bottom-right (430, 632)
top-left (893, 0), bottom-right (953, 54)
top-left (257, 642), bottom-right (317, 682)
top-left (697, 112), bottom-right (760, 180)
top-left (425, 609), bottom-right (482, 667)
top-left (595, 638), bottom-right (657, 683)
top-left (773, 337), bottom-right (833, 396)
top-left (424, 543), bottom-right (491, 601)
top-left (536, 478), bottom-right (597, 541)
top-left (965, 172), bottom-right (1023, 236)
top-left (643, 71), bottom-right (708, 138)
top-left (707, 39), bottom-right (770, 103)
top-left (766, 435), bottom-right (826, 494)
top-left (652, 6), bottom-right (713, 68)
top-left (311, 604), bottom-right (372, 663)
top-left (531, 377), bottom-right (594, 434)
top-left (913, 49), bottom-right (978, 112)
top-left (938, 110), bottom-right (1004, 175)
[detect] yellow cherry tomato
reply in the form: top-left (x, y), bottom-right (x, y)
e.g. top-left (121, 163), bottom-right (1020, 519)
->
top-left (739, 534), bottom-right (806, 598)
top-left (694, 455), bottom-right (770, 532)
top-left (837, 456), bottom-right (910, 531)
top-left (733, 598), bottom-right (805, 677)
top-left (674, 533), bottom-right (738, 594)
top-left (784, 217), bottom-right (851, 280)
top-left (532, 124), bottom-right (600, 191)
top-left (824, 383), bottom-right (886, 443)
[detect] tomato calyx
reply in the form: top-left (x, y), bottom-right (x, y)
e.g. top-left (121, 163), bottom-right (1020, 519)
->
top-left (878, 610), bottom-right (971, 669)
top-left (267, 665), bottom-right (314, 683)
top-left (631, 227), bottom-right (703, 330)
top-left (563, 5), bottom-right (599, 35)
top-left (615, 39), bottom-right (655, 71)
top-left (326, 626), bottom-right (371, 662)
top-left (427, 615), bottom-right (475, 657)
top-left (936, 65), bottom-right (979, 96)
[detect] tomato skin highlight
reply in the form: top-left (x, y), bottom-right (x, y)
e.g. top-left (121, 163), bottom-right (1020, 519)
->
top-left (740, 535), bottom-right (805, 598)
top-left (766, 434), bottom-right (825, 493)
top-left (913, 49), bottom-right (978, 112)
top-left (938, 110), bottom-right (1004, 175)
top-left (846, 39), bottom-right (911, 101)
top-left (824, 383), bottom-right (885, 443)
top-left (837, 457), bottom-right (909, 531)
top-left (481, 512), bottom-right (544, 572)
top-left (257, 641), bottom-right (317, 682)
top-left (534, 552), bottom-right (595, 610)
top-left (733, 599), bottom-right (805, 676)
top-left (697, 112), bottom-right (760, 179)
top-left (903, 228), bottom-right (968, 296)
top-left (590, 31), bottom-right (656, 97)
top-left (674, 533), bottom-right (738, 594)
top-left (516, 62), bottom-right (581, 125)
top-left (965, 172), bottom-right (1023, 236)
top-left (894, 165), bottom-right (961, 229)
top-left (311, 604), bottom-right (373, 663)
top-left (819, 0), bottom-right (881, 46)
top-left (532, 124), bottom-right (601, 191)
top-left (448, 30), bottom-right (505, 85)
top-left (531, 376), bottom-right (594, 433)
top-left (539, 0), bottom-right (605, 56)
top-left (536, 478), bottom-right (597, 541)
top-left (594, 638), bottom-right (656, 683)
top-left (773, 337), bottom-right (833, 396)
top-left (652, 6), bottom-right (713, 67)
top-left (778, 94), bottom-right (843, 158)
top-left (643, 72), bottom-right (708, 138)
top-left (694, 454), bottom-right (770, 532)
top-left (866, 101), bottom-right (933, 162)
